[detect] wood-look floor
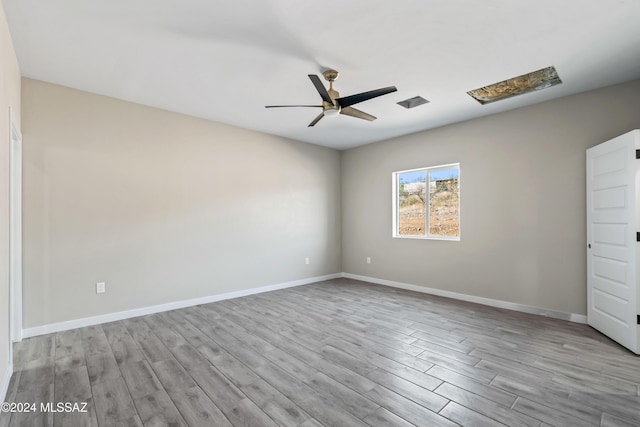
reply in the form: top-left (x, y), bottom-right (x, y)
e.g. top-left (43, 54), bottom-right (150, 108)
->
top-left (2, 279), bottom-right (639, 427)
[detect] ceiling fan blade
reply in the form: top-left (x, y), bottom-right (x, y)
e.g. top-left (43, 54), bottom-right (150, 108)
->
top-left (340, 106), bottom-right (376, 121)
top-left (336, 86), bottom-right (397, 108)
top-left (265, 105), bottom-right (322, 108)
top-left (308, 75), bottom-right (333, 104)
top-left (308, 112), bottom-right (325, 127)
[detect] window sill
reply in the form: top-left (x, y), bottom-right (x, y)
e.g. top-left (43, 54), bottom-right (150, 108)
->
top-left (392, 235), bottom-right (460, 241)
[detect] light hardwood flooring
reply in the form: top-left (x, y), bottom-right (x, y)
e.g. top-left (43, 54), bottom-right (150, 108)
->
top-left (2, 278), bottom-right (639, 426)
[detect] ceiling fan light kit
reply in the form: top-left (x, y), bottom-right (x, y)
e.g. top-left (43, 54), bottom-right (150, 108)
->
top-left (265, 69), bottom-right (397, 127)
top-left (323, 107), bottom-right (340, 117)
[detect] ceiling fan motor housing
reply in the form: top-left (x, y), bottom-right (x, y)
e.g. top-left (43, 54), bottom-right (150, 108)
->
top-left (327, 89), bottom-right (340, 103)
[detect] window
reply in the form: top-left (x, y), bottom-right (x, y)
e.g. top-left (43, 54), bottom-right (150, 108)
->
top-left (392, 163), bottom-right (460, 240)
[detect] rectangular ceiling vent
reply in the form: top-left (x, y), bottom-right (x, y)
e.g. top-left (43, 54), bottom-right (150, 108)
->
top-left (397, 96), bottom-right (429, 109)
top-left (467, 66), bottom-right (562, 105)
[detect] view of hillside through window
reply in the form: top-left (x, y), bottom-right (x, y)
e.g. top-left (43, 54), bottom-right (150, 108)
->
top-left (396, 165), bottom-right (459, 238)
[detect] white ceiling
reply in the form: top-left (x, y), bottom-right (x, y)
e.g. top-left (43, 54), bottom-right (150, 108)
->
top-left (3, 0), bottom-right (640, 150)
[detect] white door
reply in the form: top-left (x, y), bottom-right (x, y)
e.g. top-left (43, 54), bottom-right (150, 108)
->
top-left (587, 129), bottom-right (640, 355)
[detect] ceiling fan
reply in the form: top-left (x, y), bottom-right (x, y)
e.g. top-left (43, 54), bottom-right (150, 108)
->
top-left (265, 69), bottom-right (397, 127)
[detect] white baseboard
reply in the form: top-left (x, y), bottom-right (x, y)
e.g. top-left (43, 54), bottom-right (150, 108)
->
top-left (342, 273), bottom-right (588, 324)
top-left (22, 273), bottom-right (342, 339)
top-left (1, 361), bottom-right (12, 403)
top-left (20, 271), bottom-right (587, 339)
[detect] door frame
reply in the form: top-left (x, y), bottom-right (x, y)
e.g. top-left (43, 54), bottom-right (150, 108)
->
top-left (9, 107), bottom-right (22, 351)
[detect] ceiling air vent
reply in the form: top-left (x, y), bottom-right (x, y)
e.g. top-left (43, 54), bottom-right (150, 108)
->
top-left (397, 96), bottom-right (429, 109)
top-left (467, 66), bottom-right (562, 105)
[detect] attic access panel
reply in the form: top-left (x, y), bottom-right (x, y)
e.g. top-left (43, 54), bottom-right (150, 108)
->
top-left (467, 66), bottom-right (562, 105)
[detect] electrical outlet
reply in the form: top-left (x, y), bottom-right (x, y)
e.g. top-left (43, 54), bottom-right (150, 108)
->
top-left (366, 257), bottom-right (371, 264)
top-left (96, 282), bottom-right (106, 294)
top-left (305, 257), bottom-right (310, 265)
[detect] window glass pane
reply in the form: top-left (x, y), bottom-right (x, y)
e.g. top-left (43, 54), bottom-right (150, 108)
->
top-left (398, 170), bottom-right (426, 236)
top-left (429, 168), bottom-right (459, 237)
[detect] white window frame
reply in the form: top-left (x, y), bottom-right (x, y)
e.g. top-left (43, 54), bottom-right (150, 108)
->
top-left (392, 163), bottom-right (460, 241)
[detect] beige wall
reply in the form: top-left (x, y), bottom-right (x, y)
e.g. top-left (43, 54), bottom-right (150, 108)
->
top-left (0, 2), bottom-right (21, 389)
top-left (342, 79), bottom-right (640, 315)
top-left (17, 72), bottom-right (640, 330)
top-left (22, 79), bottom-right (341, 328)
